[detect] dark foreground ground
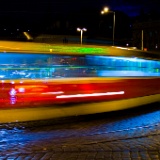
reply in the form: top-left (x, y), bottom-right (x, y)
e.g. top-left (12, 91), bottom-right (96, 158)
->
top-left (0, 102), bottom-right (160, 160)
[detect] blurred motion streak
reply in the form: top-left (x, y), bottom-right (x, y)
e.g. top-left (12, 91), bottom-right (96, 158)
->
top-left (0, 41), bottom-right (160, 122)
top-left (0, 78), bottom-right (160, 108)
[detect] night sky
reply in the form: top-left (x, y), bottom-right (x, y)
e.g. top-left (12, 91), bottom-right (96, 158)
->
top-left (0, 0), bottom-right (159, 17)
top-left (101, 0), bottom-right (160, 16)
top-left (0, 0), bottom-right (160, 36)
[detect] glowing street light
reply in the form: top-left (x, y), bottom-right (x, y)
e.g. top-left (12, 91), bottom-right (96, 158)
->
top-left (101, 7), bottom-right (109, 14)
top-left (77, 28), bottom-right (87, 45)
top-left (101, 7), bottom-right (115, 46)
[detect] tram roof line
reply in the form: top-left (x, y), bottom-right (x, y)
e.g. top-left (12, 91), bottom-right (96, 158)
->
top-left (0, 41), bottom-right (160, 60)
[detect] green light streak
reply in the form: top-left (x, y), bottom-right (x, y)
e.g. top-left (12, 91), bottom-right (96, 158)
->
top-left (1, 42), bottom-right (109, 55)
top-left (0, 66), bottom-right (88, 70)
top-left (39, 45), bottom-right (108, 55)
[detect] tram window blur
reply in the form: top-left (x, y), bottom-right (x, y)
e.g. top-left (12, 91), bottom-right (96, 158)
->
top-left (0, 53), bottom-right (160, 79)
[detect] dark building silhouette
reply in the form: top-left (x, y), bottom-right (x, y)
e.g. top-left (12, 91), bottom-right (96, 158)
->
top-left (132, 10), bottom-right (160, 51)
top-left (132, 20), bottom-right (160, 51)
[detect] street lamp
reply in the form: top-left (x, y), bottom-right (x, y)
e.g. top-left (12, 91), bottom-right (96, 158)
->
top-left (101, 7), bottom-right (115, 46)
top-left (77, 28), bottom-right (87, 45)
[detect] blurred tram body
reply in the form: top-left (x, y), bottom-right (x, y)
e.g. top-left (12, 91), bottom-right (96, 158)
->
top-left (0, 42), bottom-right (160, 123)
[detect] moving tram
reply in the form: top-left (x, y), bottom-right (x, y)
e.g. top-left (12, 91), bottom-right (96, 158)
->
top-left (0, 42), bottom-right (160, 123)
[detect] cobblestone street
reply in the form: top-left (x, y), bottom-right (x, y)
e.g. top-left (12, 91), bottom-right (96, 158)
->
top-left (0, 103), bottom-right (160, 160)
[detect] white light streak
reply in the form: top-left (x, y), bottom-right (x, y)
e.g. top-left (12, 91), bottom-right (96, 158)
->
top-left (18, 88), bottom-right (25, 93)
top-left (9, 88), bottom-right (17, 96)
top-left (11, 81), bottom-right (15, 84)
top-left (56, 91), bottom-right (124, 99)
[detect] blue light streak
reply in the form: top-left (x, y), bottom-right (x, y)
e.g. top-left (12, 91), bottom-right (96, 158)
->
top-left (0, 52), bottom-right (160, 80)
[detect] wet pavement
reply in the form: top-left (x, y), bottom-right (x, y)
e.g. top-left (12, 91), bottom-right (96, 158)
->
top-left (0, 103), bottom-right (160, 160)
